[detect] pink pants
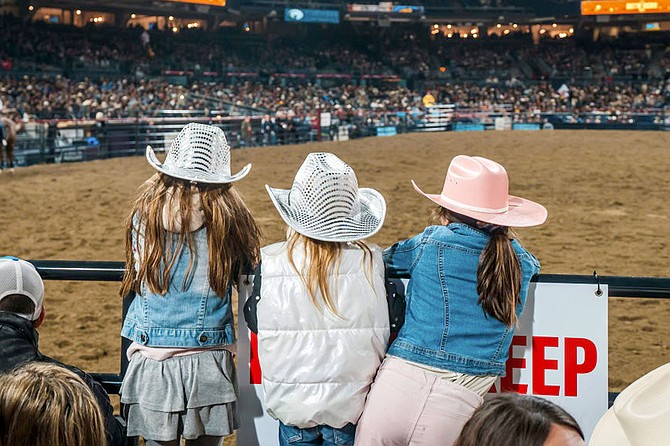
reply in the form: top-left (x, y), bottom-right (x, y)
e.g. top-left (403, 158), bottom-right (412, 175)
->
top-left (355, 356), bottom-right (483, 446)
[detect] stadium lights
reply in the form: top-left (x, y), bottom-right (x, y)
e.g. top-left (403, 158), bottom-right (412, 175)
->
top-left (131, 13), bottom-right (137, 18)
top-left (28, 5), bottom-right (34, 11)
top-left (433, 24), bottom-right (439, 29)
top-left (75, 9), bottom-right (81, 15)
top-left (168, 15), bottom-right (174, 21)
top-left (172, 26), bottom-right (178, 32)
top-left (559, 32), bottom-right (568, 38)
top-left (569, 27), bottom-right (574, 33)
top-left (496, 23), bottom-right (501, 28)
top-left (539, 28), bottom-right (546, 34)
top-left (552, 23), bottom-right (557, 27)
top-left (447, 24), bottom-right (452, 29)
top-left (512, 23), bottom-right (518, 28)
top-left (503, 29), bottom-right (510, 35)
top-left (470, 27), bottom-right (477, 34)
top-left (447, 32), bottom-right (453, 38)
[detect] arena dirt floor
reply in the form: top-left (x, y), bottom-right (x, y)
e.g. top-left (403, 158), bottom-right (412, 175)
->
top-left (1, 130), bottom-right (669, 441)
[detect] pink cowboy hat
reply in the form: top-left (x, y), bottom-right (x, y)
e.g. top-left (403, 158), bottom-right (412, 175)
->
top-left (412, 155), bottom-right (547, 227)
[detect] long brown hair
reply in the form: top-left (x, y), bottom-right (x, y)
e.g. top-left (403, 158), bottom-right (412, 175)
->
top-left (454, 393), bottom-right (584, 446)
top-left (0, 362), bottom-right (107, 446)
top-left (120, 173), bottom-right (262, 298)
top-left (286, 231), bottom-right (373, 317)
top-left (433, 206), bottom-right (522, 327)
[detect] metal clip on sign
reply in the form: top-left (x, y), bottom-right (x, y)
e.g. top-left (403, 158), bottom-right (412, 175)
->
top-left (593, 270), bottom-right (603, 297)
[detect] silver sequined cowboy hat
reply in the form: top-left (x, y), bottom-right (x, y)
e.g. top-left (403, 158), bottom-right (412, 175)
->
top-left (146, 123), bottom-right (251, 184)
top-left (266, 152), bottom-right (386, 243)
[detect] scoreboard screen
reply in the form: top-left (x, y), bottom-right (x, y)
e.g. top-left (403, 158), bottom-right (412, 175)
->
top-left (164, 0), bottom-right (226, 6)
top-left (582, 1), bottom-right (670, 15)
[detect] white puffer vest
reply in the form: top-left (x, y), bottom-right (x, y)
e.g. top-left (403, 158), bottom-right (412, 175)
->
top-left (257, 241), bottom-right (390, 429)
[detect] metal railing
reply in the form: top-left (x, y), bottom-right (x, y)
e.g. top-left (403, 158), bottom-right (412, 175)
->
top-left (13, 116), bottom-right (317, 167)
top-left (26, 259), bottom-right (670, 408)
top-left (10, 106), bottom-right (670, 169)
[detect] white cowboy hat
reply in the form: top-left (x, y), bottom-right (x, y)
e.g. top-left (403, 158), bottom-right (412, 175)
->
top-left (146, 123), bottom-right (251, 184)
top-left (589, 361), bottom-right (670, 446)
top-left (412, 155), bottom-right (547, 227)
top-left (266, 152), bottom-right (386, 243)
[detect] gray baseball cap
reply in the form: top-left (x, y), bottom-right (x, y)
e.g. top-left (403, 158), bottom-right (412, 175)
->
top-left (0, 257), bottom-right (44, 321)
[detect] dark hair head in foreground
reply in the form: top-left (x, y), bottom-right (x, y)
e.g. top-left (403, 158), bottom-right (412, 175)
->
top-left (454, 393), bottom-right (585, 446)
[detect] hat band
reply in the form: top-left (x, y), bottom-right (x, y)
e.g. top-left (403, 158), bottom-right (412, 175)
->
top-left (439, 194), bottom-right (508, 214)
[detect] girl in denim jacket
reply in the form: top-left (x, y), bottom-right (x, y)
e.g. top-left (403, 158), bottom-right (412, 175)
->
top-left (119, 124), bottom-right (262, 446)
top-left (355, 155), bottom-right (547, 446)
top-left (245, 153), bottom-right (390, 446)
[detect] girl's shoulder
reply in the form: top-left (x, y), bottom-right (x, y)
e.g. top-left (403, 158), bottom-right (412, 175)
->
top-left (511, 240), bottom-right (541, 270)
top-left (261, 241), bottom-right (289, 257)
top-left (347, 241), bottom-right (383, 254)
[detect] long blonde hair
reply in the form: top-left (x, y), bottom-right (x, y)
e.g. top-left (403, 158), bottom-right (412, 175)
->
top-left (120, 173), bottom-right (262, 298)
top-left (0, 362), bottom-right (107, 446)
top-left (433, 206), bottom-right (522, 327)
top-left (286, 231), bottom-right (374, 317)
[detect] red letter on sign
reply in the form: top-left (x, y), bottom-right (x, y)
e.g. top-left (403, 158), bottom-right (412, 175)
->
top-left (533, 336), bottom-right (560, 396)
top-left (564, 337), bottom-right (597, 397)
top-left (500, 335), bottom-right (528, 393)
top-left (250, 332), bottom-right (262, 385)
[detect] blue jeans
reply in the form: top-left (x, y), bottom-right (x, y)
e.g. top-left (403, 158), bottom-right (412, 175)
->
top-left (279, 421), bottom-right (355, 446)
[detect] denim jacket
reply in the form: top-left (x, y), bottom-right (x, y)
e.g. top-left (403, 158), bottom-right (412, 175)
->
top-left (121, 227), bottom-right (236, 348)
top-left (385, 223), bottom-right (540, 376)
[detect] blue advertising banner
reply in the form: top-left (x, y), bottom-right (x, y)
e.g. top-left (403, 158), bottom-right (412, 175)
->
top-left (284, 8), bottom-right (340, 24)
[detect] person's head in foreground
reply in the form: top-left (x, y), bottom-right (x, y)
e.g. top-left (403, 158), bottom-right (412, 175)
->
top-left (454, 393), bottom-right (585, 446)
top-left (0, 256), bottom-right (45, 327)
top-left (0, 362), bottom-right (107, 446)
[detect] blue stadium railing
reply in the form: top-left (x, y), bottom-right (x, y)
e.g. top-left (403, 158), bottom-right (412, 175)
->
top-left (25, 260), bottom-right (670, 437)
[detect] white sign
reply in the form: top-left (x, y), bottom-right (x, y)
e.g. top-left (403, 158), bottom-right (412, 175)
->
top-left (319, 112), bottom-right (332, 128)
top-left (487, 283), bottom-right (608, 442)
top-left (495, 116), bottom-right (512, 130)
top-left (236, 281), bottom-right (608, 445)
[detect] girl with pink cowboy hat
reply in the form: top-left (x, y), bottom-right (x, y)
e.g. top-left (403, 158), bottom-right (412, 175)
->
top-left (355, 155), bottom-right (547, 446)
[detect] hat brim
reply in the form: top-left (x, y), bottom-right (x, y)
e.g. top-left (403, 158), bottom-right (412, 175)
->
top-left (412, 180), bottom-right (547, 228)
top-left (146, 146), bottom-right (251, 184)
top-left (266, 184), bottom-right (386, 243)
top-left (588, 407), bottom-right (631, 446)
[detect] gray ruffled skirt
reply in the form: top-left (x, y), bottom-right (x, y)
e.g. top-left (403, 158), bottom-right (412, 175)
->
top-left (120, 350), bottom-right (238, 441)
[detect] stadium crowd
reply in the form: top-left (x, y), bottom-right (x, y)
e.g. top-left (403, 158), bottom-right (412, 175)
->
top-left (1, 76), bottom-right (668, 121)
top-left (1, 15), bottom-right (670, 135)
top-left (3, 13), bottom-right (670, 81)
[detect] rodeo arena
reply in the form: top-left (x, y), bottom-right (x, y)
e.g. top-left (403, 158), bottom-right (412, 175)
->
top-left (1, 0), bottom-right (670, 445)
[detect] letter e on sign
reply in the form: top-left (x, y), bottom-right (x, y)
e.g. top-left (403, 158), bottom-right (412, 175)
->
top-left (500, 335), bottom-right (528, 393)
top-left (532, 336), bottom-right (561, 396)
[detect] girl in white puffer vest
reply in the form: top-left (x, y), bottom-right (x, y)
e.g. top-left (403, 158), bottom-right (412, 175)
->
top-left (244, 153), bottom-right (391, 446)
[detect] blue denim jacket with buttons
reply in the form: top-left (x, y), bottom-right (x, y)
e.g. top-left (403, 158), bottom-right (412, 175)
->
top-left (121, 227), bottom-right (236, 348)
top-left (385, 223), bottom-right (540, 376)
